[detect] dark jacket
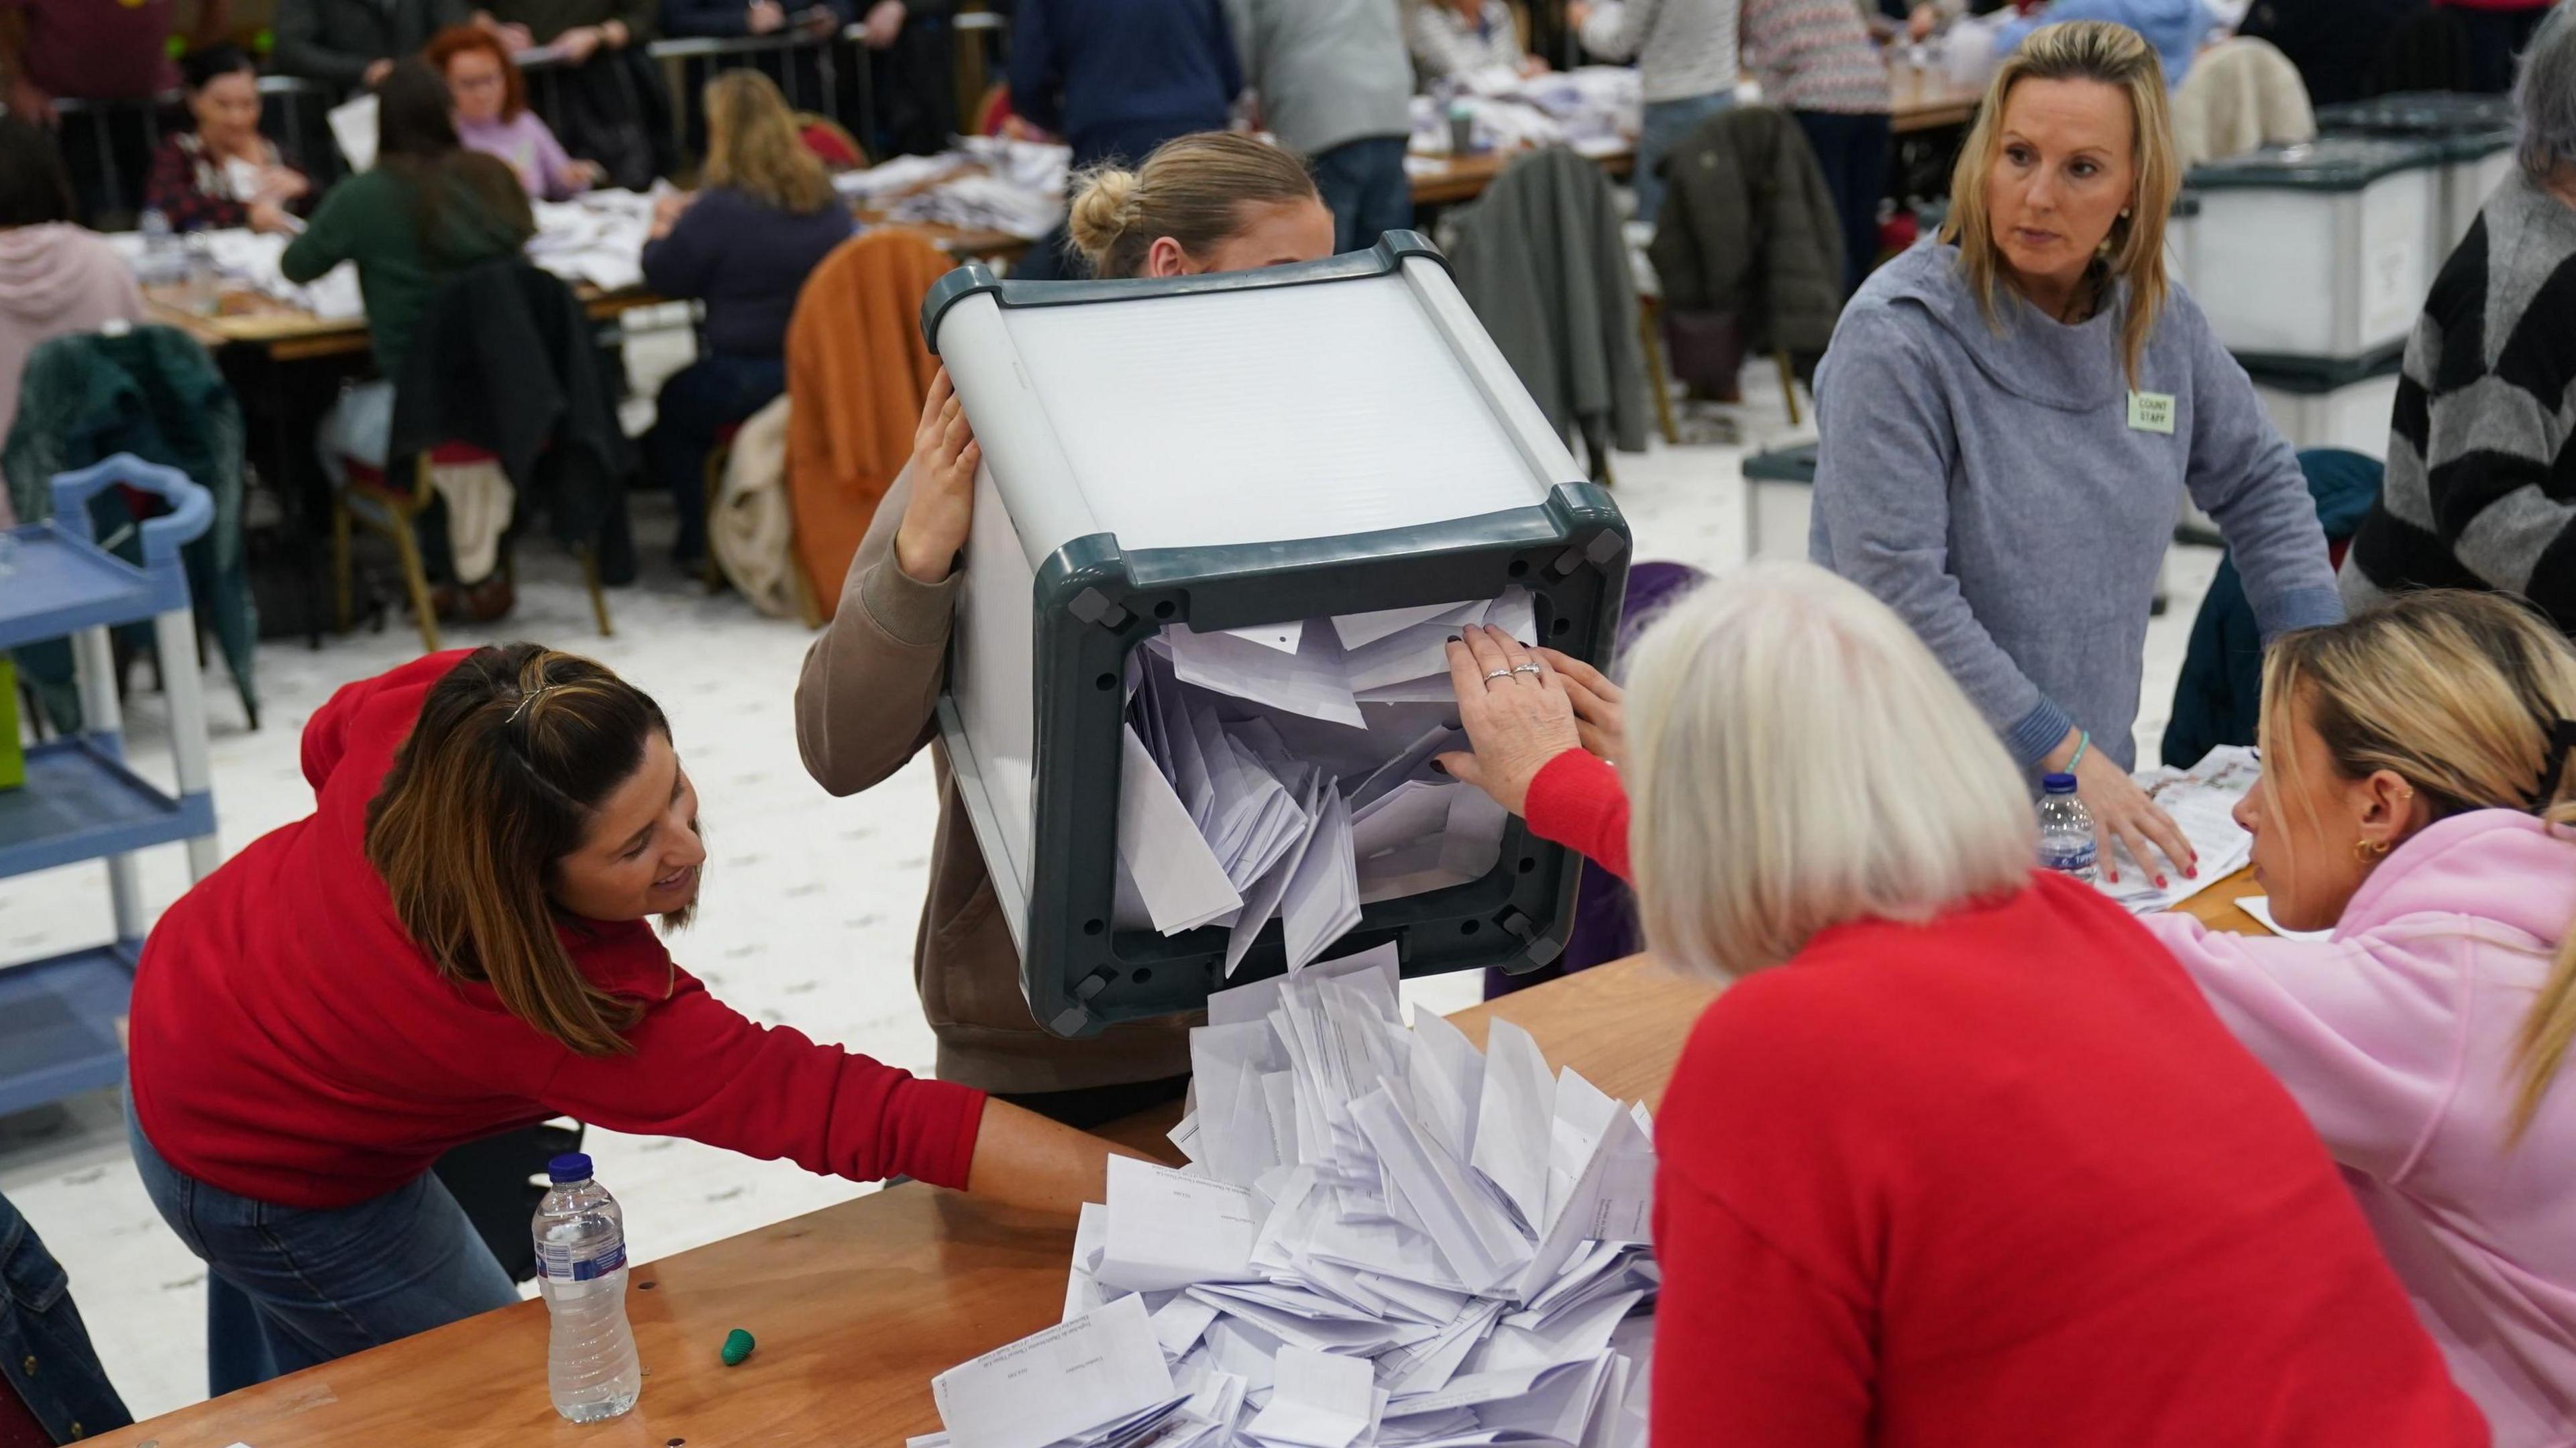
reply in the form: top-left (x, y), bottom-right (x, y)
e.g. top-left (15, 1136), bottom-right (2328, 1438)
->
top-left (1007, 0), bottom-right (1240, 165)
top-left (390, 260), bottom-right (635, 553)
top-left (273, 0), bottom-right (474, 91)
top-left (1446, 148), bottom-right (1652, 459)
top-left (0, 1193), bottom-right (133, 1445)
top-left (1650, 104), bottom-right (1845, 357)
top-left (280, 160), bottom-right (537, 376)
top-left (5, 326), bottom-right (258, 733)
top-left (659, 0), bottom-right (853, 35)
top-left (640, 186), bottom-right (853, 359)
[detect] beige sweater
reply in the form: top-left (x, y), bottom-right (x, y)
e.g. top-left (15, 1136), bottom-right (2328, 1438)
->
top-left (794, 463), bottom-right (1195, 1095)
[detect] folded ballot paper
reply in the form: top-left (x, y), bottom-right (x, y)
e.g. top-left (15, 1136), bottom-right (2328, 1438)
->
top-left (1114, 590), bottom-right (1535, 974)
top-left (918, 947), bottom-right (1656, 1448)
top-left (2094, 745), bottom-right (2261, 915)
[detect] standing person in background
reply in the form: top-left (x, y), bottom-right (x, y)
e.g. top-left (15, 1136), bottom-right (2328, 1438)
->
top-left (426, 25), bottom-right (604, 199)
top-left (796, 135), bottom-right (1332, 1124)
top-left (2342, 6), bottom-right (2576, 635)
top-left (0, 117), bottom-right (142, 455)
top-left (657, 0), bottom-right (844, 38)
top-left (2440, 0), bottom-right (2561, 92)
top-left (641, 68), bottom-right (851, 567)
top-left (1566, 0), bottom-right (1737, 223)
top-left (1225, 0), bottom-right (1413, 252)
top-left (853, 0), bottom-right (957, 159)
top-left (147, 46), bottom-right (312, 235)
top-left (1407, 0), bottom-right (1547, 79)
top-left (0, 0), bottom-right (226, 223)
top-left (1003, 0), bottom-right (1242, 278)
top-left (482, 0), bottom-right (672, 188)
top-left (1811, 21), bottom-right (2341, 884)
top-left (1740, 0), bottom-right (1894, 294)
top-left (273, 0), bottom-right (471, 95)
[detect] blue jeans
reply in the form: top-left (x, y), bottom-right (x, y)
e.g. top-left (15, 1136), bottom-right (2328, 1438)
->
top-left (1311, 135), bottom-right (1414, 253)
top-left (1792, 109), bottom-right (1893, 298)
top-left (127, 1105), bottom-right (519, 1397)
top-left (1635, 91), bottom-right (1737, 226)
top-left (647, 352), bottom-right (786, 565)
top-left (0, 1191), bottom-right (133, 1441)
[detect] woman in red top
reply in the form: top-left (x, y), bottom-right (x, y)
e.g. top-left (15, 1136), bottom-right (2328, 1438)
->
top-left (125, 643), bottom-right (1127, 1395)
top-left (1435, 563), bottom-right (2487, 1445)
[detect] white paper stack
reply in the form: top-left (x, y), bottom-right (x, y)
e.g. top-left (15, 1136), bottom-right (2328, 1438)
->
top-left (1405, 66), bottom-right (1643, 158)
top-left (2094, 744), bottom-right (2261, 915)
top-left (526, 188), bottom-right (663, 292)
top-left (1113, 589), bottom-right (1534, 973)
top-left (916, 946), bottom-right (1657, 1448)
top-left (832, 136), bottom-right (1073, 239)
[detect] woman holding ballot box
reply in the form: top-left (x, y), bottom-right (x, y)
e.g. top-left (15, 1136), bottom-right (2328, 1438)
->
top-left (1435, 567), bottom-right (2484, 1443)
top-left (1810, 21), bottom-right (2341, 887)
top-left (123, 645), bottom-right (1130, 1395)
top-left (2142, 590), bottom-right (2576, 1446)
top-left (795, 132), bottom-right (1336, 1124)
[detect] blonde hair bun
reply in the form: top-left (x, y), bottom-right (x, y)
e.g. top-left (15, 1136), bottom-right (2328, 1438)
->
top-left (1067, 166), bottom-right (1142, 260)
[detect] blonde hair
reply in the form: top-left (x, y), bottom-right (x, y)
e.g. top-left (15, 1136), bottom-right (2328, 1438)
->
top-left (2257, 591), bottom-right (2576, 1141)
top-left (1065, 131), bottom-right (1318, 279)
top-left (1941, 20), bottom-right (2181, 384)
top-left (702, 68), bottom-right (833, 215)
top-left (1627, 562), bottom-right (2037, 983)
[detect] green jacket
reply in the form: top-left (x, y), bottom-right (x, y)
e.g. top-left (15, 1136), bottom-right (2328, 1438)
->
top-left (282, 161), bottom-right (535, 374)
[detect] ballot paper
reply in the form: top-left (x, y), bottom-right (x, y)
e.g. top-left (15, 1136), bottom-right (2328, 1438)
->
top-left (2097, 745), bottom-right (2261, 915)
top-left (928, 960), bottom-right (1654, 1448)
top-left (1113, 589), bottom-right (1538, 962)
top-left (328, 92), bottom-right (377, 172)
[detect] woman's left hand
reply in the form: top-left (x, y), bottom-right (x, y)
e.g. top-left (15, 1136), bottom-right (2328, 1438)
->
top-left (248, 199), bottom-right (294, 235)
top-left (1436, 624), bottom-right (1581, 817)
top-left (1536, 646), bottom-right (1624, 764)
top-left (259, 167), bottom-right (310, 204)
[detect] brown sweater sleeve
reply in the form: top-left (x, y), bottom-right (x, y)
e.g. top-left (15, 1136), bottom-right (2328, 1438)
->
top-left (794, 462), bottom-right (961, 797)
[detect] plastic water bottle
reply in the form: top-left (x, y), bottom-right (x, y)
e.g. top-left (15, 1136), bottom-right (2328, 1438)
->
top-left (533, 1152), bottom-right (641, 1423)
top-left (2037, 772), bottom-right (2098, 883)
top-left (137, 208), bottom-right (177, 288)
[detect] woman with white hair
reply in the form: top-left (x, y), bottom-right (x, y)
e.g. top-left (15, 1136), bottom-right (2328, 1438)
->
top-left (1436, 567), bottom-right (2482, 1443)
top-left (2341, 5), bottom-right (2576, 640)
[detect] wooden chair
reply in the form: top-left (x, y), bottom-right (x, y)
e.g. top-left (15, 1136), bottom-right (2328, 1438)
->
top-left (331, 443), bottom-right (612, 653)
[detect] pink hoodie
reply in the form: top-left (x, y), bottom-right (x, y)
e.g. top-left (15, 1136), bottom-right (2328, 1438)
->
top-left (2146, 810), bottom-right (2576, 1447)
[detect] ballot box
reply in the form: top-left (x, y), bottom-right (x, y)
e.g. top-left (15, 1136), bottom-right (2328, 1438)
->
top-left (2316, 93), bottom-right (2517, 256)
top-left (2181, 137), bottom-right (2444, 369)
top-left (922, 232), bottom-right (1632, 1038)
top-left (2245, 351), bottom-right (2406, 462)
top-left (1741, 441), bottom-right (1817, 563)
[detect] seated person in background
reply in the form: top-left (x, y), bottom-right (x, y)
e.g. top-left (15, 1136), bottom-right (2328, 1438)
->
top-left (2142, 589), bottom-right (2576, 1447)
top-left (1994, 0), bottom-right (2221, 85)
top-left (1407, 0), bottom-right (1549, 80)
top-left (283, 61), bottom-right (535, 496)
top-left (272, 0), bottom-right (474, 95)
top-left (641, 68), bottom-right (853, 567)
top-left (426, 25), bottom-right (603, 199)
top-left (2342, 9), bottom-right (2576, 638)
top-left (480, 0), bottom-right (667, 188)
top-left (1435, 565), bottom-right (2487, 1444)
top-left (0, 117), bottom-right (144, 455)
top-left (146, 46), bottom-right (311, 235)
top-left (125, 643), bottom-right (1137, 1393)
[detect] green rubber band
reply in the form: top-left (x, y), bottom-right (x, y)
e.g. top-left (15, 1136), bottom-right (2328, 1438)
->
top-left (2069, 730), bottom-right (2090, 773)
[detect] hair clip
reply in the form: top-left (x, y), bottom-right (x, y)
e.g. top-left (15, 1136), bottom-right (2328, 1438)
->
top-left (506, 684), bottom-right (558, 724)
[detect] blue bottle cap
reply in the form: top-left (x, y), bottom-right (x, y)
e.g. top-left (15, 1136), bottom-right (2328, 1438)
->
top-left (547, 1152), bottom-right (594, 1184)
top-left (2041, 773), bottom-right (2079, 794)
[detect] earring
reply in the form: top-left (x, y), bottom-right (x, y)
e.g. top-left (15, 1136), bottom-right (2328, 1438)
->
top-left (2355, 838), bottom-right (2393, 862)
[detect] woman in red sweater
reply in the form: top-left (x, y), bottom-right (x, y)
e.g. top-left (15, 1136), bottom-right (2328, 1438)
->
top-left (125, 643), bottom-right (1126, 1394)
top-left (1436, 563), bottom-right (2487, 1445)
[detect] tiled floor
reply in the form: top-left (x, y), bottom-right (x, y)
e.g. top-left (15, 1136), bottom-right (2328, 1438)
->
top-left (0, 361), bottom-right (2218, 1423)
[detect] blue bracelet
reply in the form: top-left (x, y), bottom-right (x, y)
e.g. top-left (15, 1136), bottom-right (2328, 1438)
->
top-left (2068, 730), bottom-right (2090, 773)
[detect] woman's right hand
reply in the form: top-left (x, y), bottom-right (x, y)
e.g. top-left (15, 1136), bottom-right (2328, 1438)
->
top-left (2063, 735), bottom-right (2196, 888)
top-left (894, 369), bottom-right (979, 583)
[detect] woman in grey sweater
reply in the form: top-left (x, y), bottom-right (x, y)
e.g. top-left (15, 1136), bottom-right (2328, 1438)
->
top-left (1811, 21), bottom-right (2341, 885)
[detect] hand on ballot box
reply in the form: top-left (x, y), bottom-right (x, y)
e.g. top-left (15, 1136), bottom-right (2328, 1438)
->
top-left (1432, 625), bottom-right (1583, 818)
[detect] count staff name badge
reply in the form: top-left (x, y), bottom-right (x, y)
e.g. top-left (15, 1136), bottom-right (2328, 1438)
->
top-left (2127, 390), bottom-right (2176, 435)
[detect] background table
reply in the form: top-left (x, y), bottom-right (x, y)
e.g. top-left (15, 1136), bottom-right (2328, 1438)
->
top-left (1890, 60), bottom-right (1986, 135)
top-left (92, 873), bottom-right (2263, 1448)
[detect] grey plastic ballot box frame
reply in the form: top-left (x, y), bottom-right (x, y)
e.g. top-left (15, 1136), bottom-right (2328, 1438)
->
top-left (918, 231), bottom-right (1632, 1040)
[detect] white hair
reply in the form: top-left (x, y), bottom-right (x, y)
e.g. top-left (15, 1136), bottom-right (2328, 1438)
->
top-left (2519, 2), bottom-right (2576, 186)
top-left (1627, 561), bottom-right (2038, 983)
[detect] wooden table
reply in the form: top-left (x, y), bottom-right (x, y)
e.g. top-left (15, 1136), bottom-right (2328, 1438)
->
top-left (144, 284), bottom-right (668, 366)
top-left (1407, 147), bottom-right (1635, 210)
top-left (1889, 59), bottom-right (1986, 135)
top-left (94, 872), bottom-right (2266, 1448)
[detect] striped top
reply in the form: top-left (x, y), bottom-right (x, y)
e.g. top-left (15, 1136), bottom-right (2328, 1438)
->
top-left (1577, 0), bottom-right (1738, 103)
top-left (1741, 0), bottom-right (1891, 113)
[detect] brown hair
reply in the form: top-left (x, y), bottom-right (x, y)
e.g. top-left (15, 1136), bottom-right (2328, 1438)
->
top-left (1940, 19), bottom-right (2180, 384)
top-left (366, 644), bottom-right (677, 1056)
top-left (702, 68), bottom-right (835, 215)
top-left (1065, 131), bottom-right (1318, 279)
top-left (2258, 591), bottom-right (2576, 1140)
top-left (423, 25), bottom-right (527, 122)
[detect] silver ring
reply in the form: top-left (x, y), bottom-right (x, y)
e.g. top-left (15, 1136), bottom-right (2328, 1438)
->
top-left (1511, 663), bottom-right (1542, 676)
top-left (1483, 668), bottom-right (1513, 683)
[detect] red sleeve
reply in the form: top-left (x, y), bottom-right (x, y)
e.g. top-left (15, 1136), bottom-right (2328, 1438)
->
top-left (537, 950), bottom-right (987, 1189)
top-left (299, 649), bottom-right (476, 793)
top-left (1523, 748), bottom-right (1631, 883)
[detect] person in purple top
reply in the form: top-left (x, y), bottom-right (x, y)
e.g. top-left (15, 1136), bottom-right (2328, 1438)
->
top-left (427, 24), bottom-right (604, 199)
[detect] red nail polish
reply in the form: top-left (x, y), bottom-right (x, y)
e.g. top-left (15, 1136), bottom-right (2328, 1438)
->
top-left (2155, 877), bottom-right (2169, 889)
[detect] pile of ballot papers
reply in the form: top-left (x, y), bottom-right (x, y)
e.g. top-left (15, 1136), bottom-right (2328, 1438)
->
top-left (834, 136), bottom-right (1073, 239)
top-left (525, 188), bottom-right (661, 292)
top-left (1116, 590), bottom-right (1537, 974)
top-left (2094, 744), bottom-right (2260, 915)
top-left (917, 947), bottom-right (1656, 1448)
top-left (1406, 67), bottom-right (1642, 159)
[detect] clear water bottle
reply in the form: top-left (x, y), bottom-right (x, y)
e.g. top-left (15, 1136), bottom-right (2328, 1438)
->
top-left (2037, 772), bottom-right (2098, 883)
top-left (533, 1152), bottom-right (641, 1423)
top-left (136, 208), bottom-right (177, 288)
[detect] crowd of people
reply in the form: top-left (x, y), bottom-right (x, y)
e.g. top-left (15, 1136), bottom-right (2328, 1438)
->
top-left (3, 0), bottom-right (2576, 1443)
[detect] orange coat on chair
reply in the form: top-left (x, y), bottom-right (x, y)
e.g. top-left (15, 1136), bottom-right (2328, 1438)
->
top-left (783, 228), bottom-right (955, 607)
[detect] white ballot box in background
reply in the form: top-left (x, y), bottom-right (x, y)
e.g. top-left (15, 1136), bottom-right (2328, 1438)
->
top-left (2181, 137), bottom-right (2443, 369)
top-left (923, 233), bottom-right (1631, 1040)
top-left (2246, 351), bottom-right (2404, 461)
top-left (2314, 92), bottom-right (2518, 258)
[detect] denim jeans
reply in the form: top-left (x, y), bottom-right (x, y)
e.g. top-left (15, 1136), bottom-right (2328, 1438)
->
top-left (1635, 90), bottom-right (1738, 226)
top-left (0, 1191), bottom-right (133, 1441)
top-left (647, 352), bottom-right (786, 565)
top-left (1311, 135), bottom-right (1414, 254)
top-left (127, 1104), bottom-right (519, 1397)
top-left (1792, 109), bottom-right (1894, 298)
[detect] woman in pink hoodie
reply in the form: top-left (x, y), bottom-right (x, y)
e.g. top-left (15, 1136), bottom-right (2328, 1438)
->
top-left (2145, 588), bottom-right (2576, 1446)
top-left (0, 117), bottom-right (142, 483)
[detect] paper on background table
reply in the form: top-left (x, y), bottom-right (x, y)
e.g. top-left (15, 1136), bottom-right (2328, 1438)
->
top-left (2241, 896), bottom-right (2334, 942)
top-left (932, 1293), bottom-right (1175, 1448)
top-left (328, 93), bottom-right (377, 172)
